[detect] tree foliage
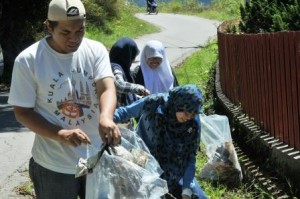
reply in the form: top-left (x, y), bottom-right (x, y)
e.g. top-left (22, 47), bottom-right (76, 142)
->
top-left (0, 0), bottom-right (48, 82)
top-left (84, 0), bottom-right (119, 27)
top-left (0, 0), bottom-right (119, 83)
top-left (211, 0), bottom-right (244, 20)
top-left (239, 0), bottom-right (300, 33)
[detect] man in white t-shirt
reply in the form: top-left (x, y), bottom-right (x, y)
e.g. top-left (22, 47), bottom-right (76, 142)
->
top-left (8, 0), bottom-right (121, 198)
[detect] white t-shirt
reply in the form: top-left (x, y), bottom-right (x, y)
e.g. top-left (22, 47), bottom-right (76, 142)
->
top-left (8, 37), bottom-right (113, 174)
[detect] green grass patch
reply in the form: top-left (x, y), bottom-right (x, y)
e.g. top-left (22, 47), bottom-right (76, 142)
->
top-left (159, 0), bottom-right (244, 21)
top-left (86, 1), bottom-right (263, 198)
top-left (85, 5), bottom-right (159, 48)
top-left (175, 40), bottom-right (218, 92)
top-left (174, 39), bottom-right (269, 198)
top-left (13, 1), bottom-right (267, 198)
top-left (16, 181), bottom-right (35, 197)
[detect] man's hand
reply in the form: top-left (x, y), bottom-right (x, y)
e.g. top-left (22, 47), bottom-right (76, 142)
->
top-left (99, 117), bottom-right (121, 145)
top-left (58, 129), bottom-right (91, 147)
top-left (96, 77), bottom-right (121, 145)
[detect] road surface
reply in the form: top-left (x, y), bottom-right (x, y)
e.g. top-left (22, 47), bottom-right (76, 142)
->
top-left (132, 13), bottom-right (220, 68)
top-left (0, 13), bottom-right (220, 197)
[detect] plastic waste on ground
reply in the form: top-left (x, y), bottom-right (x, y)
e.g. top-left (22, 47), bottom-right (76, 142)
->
top-left (199, 114), bottom-right (243, 188)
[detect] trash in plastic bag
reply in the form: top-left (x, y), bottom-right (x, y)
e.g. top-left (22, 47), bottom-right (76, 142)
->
top-left (199, 114), bottom-right (243, 188)
top-left (76, 127), bottom-right (168, 199)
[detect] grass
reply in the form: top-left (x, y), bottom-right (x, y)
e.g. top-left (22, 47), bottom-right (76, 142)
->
top-left (173, 38), bottom-right (261, 199)
top-left (16, 1), bottom-right (265, 198)
top-left (85, 5), bottom-right (159, 48)
top-left (175, 40), bottom-right (271, 199)
top-left (159, 0), bottom-right (244, 21)
top-left (174, 39), bottom-right (218, 113)
top-left (16, 181), bottom-right (35, 197)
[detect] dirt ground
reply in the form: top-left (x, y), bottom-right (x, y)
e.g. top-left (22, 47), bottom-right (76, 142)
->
top-left (0, 83), bottom-right (35, 198)
top-left (0, 160), bottom-right (35, 199)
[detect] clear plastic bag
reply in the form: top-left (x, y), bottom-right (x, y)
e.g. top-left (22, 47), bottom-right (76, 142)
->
top-left (199, 114), bottom-right (243, 188)
top-left (84, 127), bottom-right (168, 199)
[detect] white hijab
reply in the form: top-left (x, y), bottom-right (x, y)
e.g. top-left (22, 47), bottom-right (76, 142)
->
top-left (140, 40), bottom-right (175, 94)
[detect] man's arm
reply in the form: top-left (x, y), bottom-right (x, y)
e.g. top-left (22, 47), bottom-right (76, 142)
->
top-left (13, 107), bottom-right (91, 147)
top-left (96, 77), bottom-right (121, 145)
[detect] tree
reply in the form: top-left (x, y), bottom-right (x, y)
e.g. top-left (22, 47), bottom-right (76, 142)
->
top-left (239, 0), bottom-right (300, 33)
top-left (0, 0), bottom-right (48, 83)
top-left (0, 0), bottom-right (119, 84)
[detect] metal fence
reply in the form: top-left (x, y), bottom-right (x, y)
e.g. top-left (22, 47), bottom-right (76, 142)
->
top-left (218, 24), bottom-right (300, 150)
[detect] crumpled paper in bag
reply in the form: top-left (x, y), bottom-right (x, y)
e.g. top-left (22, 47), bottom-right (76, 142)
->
top-left (75, 127), bottom-right (169, 198)
top-left (199, 114), bottom-right (243, 188)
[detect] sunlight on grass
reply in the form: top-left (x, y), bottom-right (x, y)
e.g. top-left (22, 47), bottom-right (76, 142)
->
top-left (14, 1), bottom-right (266, 198)
top-left (159, 0), bottom-right (244, 22)
top-left (83, 1), bottom-right (261, 197)
top-left (174, 39), bottom-right (269, 198)
top-left (85, 5), bottom-right (159, 48)
top-left (175, 40), bottom-right (218, 93)
top-left (16, 181), bottom-right (35, 197)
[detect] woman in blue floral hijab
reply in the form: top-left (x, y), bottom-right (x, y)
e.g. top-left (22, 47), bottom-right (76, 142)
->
top-left (114, 84), bottom-right (207, 199)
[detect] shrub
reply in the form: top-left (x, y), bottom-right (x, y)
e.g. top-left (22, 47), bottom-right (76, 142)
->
top-left (239, 0), bottom-right (300, 33)
top-left (84, 0), bottom-right (120, 27)
top-left (0, 0), bottom-right (121, 83)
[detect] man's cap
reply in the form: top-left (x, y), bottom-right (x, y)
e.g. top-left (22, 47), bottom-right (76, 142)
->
top-left (48, 0), bottom-right (86, 21)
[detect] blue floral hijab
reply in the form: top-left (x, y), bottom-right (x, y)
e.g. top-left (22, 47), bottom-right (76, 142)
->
top-left (167, 83), bottom-right (203, 116)
top-left (142, 84), bottom-right (203, 192)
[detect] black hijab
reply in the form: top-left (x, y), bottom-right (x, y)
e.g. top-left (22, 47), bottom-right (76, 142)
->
top-left (109, 37), bottom-right (140, 82)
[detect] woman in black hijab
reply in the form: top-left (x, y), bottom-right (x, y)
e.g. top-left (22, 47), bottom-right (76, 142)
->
top-left (110, 37), bottom-right (149, 107)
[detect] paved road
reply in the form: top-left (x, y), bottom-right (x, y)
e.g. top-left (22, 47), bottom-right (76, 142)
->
top-left (0, 13), bottom-right (219, 196)
top-left (0, 92), bottom-right (34, 186)
top-left (132, 13), bottom-right (220, 68)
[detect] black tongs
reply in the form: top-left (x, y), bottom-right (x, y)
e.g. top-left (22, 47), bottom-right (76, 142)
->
top-left (88, 143), bottom-right (111, 173)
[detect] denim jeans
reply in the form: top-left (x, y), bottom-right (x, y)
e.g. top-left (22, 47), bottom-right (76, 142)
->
top-left (29, 157), bottom-right (86, 199)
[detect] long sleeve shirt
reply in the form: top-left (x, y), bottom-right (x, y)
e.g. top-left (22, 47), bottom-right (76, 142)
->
top-left (114, 93), bottom-right (201, 192)
top-left (112, 63), bottom-right (147, 107)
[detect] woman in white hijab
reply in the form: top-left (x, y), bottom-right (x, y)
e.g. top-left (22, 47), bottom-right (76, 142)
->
top-left (132, 40), bottom-right (178, 94)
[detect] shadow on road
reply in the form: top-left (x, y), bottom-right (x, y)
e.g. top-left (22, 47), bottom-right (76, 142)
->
top-left (0, 93), bottom-right (27, 133)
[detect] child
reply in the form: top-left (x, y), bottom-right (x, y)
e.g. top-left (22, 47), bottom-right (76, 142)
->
top-left (110, 37), bottom-right (149, 107)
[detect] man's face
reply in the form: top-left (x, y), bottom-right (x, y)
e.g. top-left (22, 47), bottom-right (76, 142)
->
top-left (46, 19), bottom-right (85, 54)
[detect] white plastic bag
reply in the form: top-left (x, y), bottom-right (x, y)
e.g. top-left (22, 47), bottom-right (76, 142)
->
top-left (199, 114), bottom-right (243, 188)
top-left (84, 127), bottom-right (168, 199)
